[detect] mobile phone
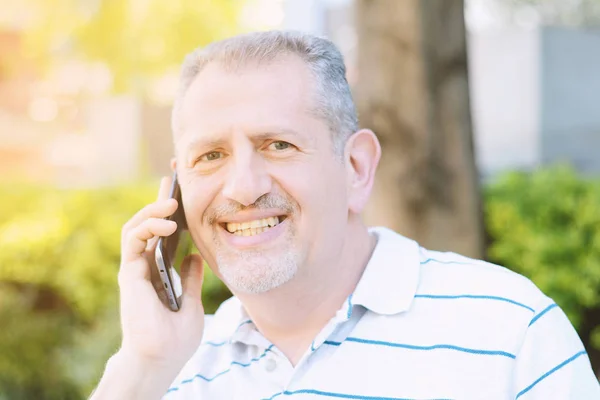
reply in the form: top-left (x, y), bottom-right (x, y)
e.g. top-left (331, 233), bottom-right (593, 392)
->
top-left (155, 172), bottom-right (188, 311)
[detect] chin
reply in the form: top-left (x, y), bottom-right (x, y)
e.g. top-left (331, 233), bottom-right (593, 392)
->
top-left (216, 249), bottom-right (301, 294)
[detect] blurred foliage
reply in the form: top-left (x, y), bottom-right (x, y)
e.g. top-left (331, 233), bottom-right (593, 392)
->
top-left (0, 285), bottom-right (80, 400)
top-left (1, 0), bottom-right (242, 92)
top-left (0, 181), bottom-right (231, 398)
top-left (485, 164), bottom-right (600, 360)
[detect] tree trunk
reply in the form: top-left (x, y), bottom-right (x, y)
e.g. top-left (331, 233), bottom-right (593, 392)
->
top-left (355, 0), bottom-right (484, 259)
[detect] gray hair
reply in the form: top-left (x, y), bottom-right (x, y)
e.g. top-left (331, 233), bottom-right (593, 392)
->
top-left (171, 30), bottom-right (358, 154)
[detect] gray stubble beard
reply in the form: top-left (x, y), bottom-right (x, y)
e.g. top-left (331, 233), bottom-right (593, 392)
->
top-left (214, 231), bottom-right (304, 294)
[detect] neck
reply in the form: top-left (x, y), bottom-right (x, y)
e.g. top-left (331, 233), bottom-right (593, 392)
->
top-left (233, 220), bottom-right (376, 364)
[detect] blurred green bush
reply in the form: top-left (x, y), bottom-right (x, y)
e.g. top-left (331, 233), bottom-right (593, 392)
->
top-left (1, 164), bottom-right (600, 397)
top-left (485, 164), bottom-right (600, 371)
top-left (0, 181), bottom-right (231, 399)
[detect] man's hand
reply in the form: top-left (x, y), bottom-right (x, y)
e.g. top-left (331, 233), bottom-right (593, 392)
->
top-left (90, 176), bottom-right (205, 400)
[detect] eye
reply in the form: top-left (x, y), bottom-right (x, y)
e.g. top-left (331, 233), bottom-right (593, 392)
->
top-left (199, 151), bottom-right (224, 162)
top-left (268, 141), bottom-right (292, 151)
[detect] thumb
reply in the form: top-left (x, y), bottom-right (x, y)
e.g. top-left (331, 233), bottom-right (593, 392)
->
top-left (180, 254), bottom-right (205, 312)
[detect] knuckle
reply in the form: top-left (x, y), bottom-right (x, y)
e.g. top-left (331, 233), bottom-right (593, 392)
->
top-left (147, 217), bottom-right (160, 225)
top-left (124, 229), bottom-right (137, 245)
top-left (146, 201), bottom-right (162, 215)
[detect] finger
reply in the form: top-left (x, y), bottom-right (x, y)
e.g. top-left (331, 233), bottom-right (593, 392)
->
top-left (128, 176), bottom-right (177, 251)
top-left (147, 176), bottom-right (177, 250)
top-left (122, 176), bottom-right (175, 235)
top-left (180, 254), bottom-right (205, 312)
top-left (123, 218), bottom-right (177, 263)
top-left (157, 175), bottom-right (173, 201)
top-left (123, 198), bottom-right (178, 239)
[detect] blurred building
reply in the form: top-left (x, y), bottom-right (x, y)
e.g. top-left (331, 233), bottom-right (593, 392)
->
top-left (470, 26), bottom-right (600, 178)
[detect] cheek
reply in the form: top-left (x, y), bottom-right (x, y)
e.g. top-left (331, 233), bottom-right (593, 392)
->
top-left (182, 175), bottom-right (221, 230)
top-left (272, 160), bottom-right (348, 221)
top-left (181, 178), bottom-right (221, 263)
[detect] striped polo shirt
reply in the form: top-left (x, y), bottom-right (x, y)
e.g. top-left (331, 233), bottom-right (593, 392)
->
top-left (163, 226), bottom-right (600, 399)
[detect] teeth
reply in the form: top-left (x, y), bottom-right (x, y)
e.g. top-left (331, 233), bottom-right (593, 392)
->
top-left (226, 216), bottom-right (281, 235)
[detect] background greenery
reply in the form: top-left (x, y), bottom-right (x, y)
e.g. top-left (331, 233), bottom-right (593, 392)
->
top-left (485, 164), bottom-right (600, 370)
top-left (0, 182), bottom-right (231, 399)
top-left (2, 0), bottom-right (241, 93)
top-left (1, 164), bottom-right (599, 398)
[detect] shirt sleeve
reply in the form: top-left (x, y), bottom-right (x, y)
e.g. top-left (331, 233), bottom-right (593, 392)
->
top-left (512, 297), bottom-right (600, 399)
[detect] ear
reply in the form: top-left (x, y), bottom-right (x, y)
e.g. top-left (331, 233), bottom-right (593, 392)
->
top-left (344, 129), bottom-right (381, 214)
top-left (170, 157), bottom-right (177, 172)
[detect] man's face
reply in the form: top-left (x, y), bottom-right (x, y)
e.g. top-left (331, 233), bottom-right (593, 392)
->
top-left (175, 55), bottom-right (350, 294)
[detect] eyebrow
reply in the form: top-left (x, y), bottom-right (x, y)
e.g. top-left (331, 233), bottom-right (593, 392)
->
top-left (182, 127), bottom-right (307, 152)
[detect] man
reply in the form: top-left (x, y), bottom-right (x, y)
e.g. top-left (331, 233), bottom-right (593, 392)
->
top-left (91, 31), bottom-right (600, 399)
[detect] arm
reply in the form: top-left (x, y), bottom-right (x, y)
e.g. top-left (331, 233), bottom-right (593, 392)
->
top-left (90, 351), bottom-right (181, 400)
top-left (512, 298), bottom-right (600, 399)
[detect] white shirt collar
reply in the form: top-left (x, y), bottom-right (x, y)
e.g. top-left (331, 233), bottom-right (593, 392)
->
top-left (351, 226), bottom-right (421, 315)
top-left (209, 226), bottom-right (422, 344)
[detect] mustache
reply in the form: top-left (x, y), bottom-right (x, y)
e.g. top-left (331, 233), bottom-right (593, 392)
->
top-left (204, 194), bottom-right (298, 225)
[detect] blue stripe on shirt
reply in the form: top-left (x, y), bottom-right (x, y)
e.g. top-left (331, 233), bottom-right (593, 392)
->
top-left (311, 295), bottom-right (354, 353)
top-left (528, 303), bottom-right (558, 326)
top-left (515, 350), bottom-right (587, 399)
top-left (233, 319), bottom-right (253, 333)
top-left (347, 293), bottom-right (354, 319)
top-left (204, 320), bottom-right (252, 347)
top-left (165, 345), bottom-right (274, 394)
top-left (261, 388), bottom-right (453, 400)
top-left (322, 337), bottom-right (514, 358)
top-left (421, 258), bottom-right (474, 266)
top-left (414, 294), bottom-right (535, 313)
top-left (204, 340), bottom-right (228, 347)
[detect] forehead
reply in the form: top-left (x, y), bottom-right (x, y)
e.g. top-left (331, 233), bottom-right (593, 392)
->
top-left (178, 54), bottom-right (322, 144)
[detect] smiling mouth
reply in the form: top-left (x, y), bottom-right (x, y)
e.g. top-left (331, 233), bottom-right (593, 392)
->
top-left (222, 216), bottom-right (286, 236)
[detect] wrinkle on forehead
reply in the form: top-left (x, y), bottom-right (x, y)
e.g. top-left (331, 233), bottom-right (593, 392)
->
top-left (173, 54), bottom-right (326, 143)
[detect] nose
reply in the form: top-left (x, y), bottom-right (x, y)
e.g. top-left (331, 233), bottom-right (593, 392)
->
top-left (222, 148), bottom-right (272, 206)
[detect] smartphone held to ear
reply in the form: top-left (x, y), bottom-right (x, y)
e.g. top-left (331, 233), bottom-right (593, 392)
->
top-left (155, 172), bottom-right (189, 311)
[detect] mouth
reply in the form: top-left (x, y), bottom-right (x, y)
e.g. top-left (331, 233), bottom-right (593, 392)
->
top-left (220, 215), bottom-right (287, 237)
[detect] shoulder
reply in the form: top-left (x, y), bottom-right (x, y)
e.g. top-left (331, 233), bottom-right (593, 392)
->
top-left (370, 226), bottom-right (552, 313)
top-left (416, 247), bottom-right (552, 313)
top-left (407, 246), bottom-right (566, 361)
